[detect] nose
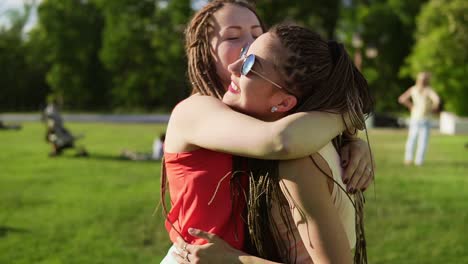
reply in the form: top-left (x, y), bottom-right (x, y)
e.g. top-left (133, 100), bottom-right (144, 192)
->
top-left (245, 36), bottom-right (255, 47)
top-left (239, 39), bottom-right (253, 58)
top-left (228, 57), bottom-right (243, 77)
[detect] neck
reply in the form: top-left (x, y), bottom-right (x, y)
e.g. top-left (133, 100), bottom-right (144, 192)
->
top-left (261, 113), bottom-right (286, 122)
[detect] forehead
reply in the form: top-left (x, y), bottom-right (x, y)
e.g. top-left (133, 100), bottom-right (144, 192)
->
top-left (212, 4), bottom-right (260, 29)
top-left (248, 32), bottom-right (281, 61)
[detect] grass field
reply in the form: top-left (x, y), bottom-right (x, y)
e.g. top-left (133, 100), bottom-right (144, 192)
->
top-left (1, 122), bottom-right (467, 263)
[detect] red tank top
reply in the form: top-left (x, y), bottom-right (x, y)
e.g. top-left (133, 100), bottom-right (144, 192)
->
top-left (164, 148), bottom-right (247, 250)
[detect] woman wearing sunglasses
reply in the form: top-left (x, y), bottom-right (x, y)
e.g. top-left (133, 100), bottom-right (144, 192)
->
top-left (167, 22), bottom-right (373, 264)
top-left (161, 1), bottom-right (373, 263)
top-left (184, 0), bottom-right (373, 193)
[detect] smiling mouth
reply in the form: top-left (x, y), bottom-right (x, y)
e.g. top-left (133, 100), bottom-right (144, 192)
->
top-left (228, 82), bottom-right (240, 94)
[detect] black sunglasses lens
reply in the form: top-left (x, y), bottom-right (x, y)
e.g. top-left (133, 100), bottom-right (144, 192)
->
top-left (241, 54), bottom-right (255, 76)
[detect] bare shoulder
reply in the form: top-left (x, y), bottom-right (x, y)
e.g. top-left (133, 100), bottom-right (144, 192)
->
top-left (279, 154), bottom-right (326, 183)
top-left (170, 95), bottom-right (224, 120)
top-left (279, 154), bottom-right (318, 180)
top-left (278, 154), bottom-right (331, 205)
top-left (178, 94), bottom-right (223, 108)
top-left (280, 153), bottom-right (326, 170)
top-left (279, 156), bottom-right (310, 171)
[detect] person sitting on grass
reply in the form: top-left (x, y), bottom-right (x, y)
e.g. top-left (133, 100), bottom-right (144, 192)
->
top-left (120, 133), bottom-right (165, 161)
top-left (0, 120), bottom-right (22, 130)
top-left (43, 96), bottom-right (88, 157)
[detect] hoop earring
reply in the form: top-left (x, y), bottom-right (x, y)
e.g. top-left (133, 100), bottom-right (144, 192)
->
top-left (271, 106), bottom-right (278, 113)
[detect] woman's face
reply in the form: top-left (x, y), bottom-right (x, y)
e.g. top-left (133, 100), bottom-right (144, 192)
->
top-left (222, 32), bottom-right (289, 121)
top-left (416, 72), bottom-right (430, 88)
top-left (210, 4), bottom-right (263, 89)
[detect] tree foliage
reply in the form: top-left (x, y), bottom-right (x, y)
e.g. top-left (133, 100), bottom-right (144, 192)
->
top-left (0, 0), bottom-right (467, 114)
top-left (339, 0), bottom-right (428, 113)
top-left (37, 0), bottom-right (107, 110)
top-left (254, 0), bottom-right (340, 39)
top-left (0, 2), bottom-right (49, 111)
top-left (402, 0), bottom-right (468, 115)
top-left (151, 0), bottom-right (192, 110)
top-left (96, 0), bottom-right (159, 111)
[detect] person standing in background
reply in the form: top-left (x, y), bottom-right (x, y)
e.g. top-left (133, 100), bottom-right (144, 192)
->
top-left (398, 72), bottom-right (440, 166)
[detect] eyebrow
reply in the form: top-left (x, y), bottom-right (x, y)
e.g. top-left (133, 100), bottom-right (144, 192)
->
top-left (222, 25), bottom-right (262, 31)
top-left (223, 26), bottom-right (242, 31)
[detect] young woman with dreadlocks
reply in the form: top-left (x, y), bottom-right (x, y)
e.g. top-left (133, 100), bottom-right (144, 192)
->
top-left (161, 1), bottom-right (374, 263)
top-left (170, 23), bottom-right (374, 264)
top-left (185, 0), bottom-right (374, 192)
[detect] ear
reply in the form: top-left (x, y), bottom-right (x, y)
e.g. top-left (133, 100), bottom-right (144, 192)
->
top-left (274, 94), bottom-right (297, 113)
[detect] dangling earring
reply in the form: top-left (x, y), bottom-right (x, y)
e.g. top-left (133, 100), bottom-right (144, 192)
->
top-left (271, 106), bottom-right (278, 113)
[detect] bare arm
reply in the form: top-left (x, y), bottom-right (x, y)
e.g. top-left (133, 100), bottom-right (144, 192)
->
top-left (168, 95), bottom-right (344, 160)
top-left (278, 157), bottom-right (353, 264)
top-left (428, 88), bottom-right (441, 110)
top-left (398, 87), bottom-right (413, 110)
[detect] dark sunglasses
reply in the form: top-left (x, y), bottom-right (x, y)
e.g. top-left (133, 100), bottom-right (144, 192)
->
top-left (239, 46), bottom-right (285, 90)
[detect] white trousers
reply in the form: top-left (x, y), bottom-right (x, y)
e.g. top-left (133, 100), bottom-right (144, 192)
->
top-left (160, 245), bottom-right (179, 264)
top-left (405, 119), bottom-right (431, 165)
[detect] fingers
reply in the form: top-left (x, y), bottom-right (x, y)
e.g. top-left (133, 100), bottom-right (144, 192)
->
top-left (360, 169), bottom-right (374, 191)
top-left (346, 158), bottom-right (366, 193)
top-left (340, 144), bottom-right (351, 168)
top-left (172, 238), bottom-right (196, 264)
top-left (174, 237), bottom-right (194, 254)
top-left (354, 165), bottom-right (373, 191)
top-left (172, 251), bottom-right (191, 264)
top-left (188, 228), bottom-right (217, 242)
top-left (342, 153), bottom-right (360, 185)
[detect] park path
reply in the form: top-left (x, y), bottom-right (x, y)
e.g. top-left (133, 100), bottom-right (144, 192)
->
top-left (0, 113), bottom-right (170, 123)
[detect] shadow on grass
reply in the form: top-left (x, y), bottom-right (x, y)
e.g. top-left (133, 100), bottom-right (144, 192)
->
top-left (45, 152), bottom-right (160, 164)
top-left (59, 152), bottom-right (159, 164)
top-left (0, 226), bottom-right (29, 238)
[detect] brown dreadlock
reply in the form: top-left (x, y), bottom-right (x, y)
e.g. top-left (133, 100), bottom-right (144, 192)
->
top-left (245, 23), bottom-right (374, 264)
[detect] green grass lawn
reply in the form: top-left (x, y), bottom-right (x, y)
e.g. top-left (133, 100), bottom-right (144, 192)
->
top-left (1, 123), bottom-right (467, 263)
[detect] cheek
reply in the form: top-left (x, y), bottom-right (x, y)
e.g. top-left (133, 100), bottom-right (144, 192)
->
top-left (217, 43), bottom-right (243, 74)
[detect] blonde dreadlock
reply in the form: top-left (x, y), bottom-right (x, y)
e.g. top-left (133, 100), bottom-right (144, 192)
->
top-left (185, 0), bottom-right (266, 99)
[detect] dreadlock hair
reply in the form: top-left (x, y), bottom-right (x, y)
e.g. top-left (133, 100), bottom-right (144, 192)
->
top-left (245, 22), bottom-right (374, 264)
top-left (185, 0), bottom-right (266, 99)
top-left (160, 0), bottom-right (266, 251)
top-left (185, 2), bottom-right (267, 257)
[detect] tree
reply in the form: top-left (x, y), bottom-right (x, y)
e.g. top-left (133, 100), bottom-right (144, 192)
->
top-left (0, 1), bottom-right (49, 111)
top-left (402, 0), bottom-right (468, 116)
top-left (37, 0), bottom-right (108, 110)
top-left (151, 0), bottom-right (192, 110)
top-left (96, 0), bottom-right (160, 111)
top-left (254, 0), bottom-right (340, 39)
top-left (338, 0), bottom-right (428, 113)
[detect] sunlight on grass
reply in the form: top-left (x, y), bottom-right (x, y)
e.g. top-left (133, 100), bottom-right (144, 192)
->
top-left (0, 123), bottom-right (467, 263)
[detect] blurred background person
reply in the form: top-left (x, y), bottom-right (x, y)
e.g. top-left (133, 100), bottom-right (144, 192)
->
top-left (0, 120), bottom-right (21, 130)
top-left (43, 95), bottom-right (88, 157)
top-left (398, 72), bottom-right (440, 166)
top-left (120, 133), bottom-right (165, 161)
